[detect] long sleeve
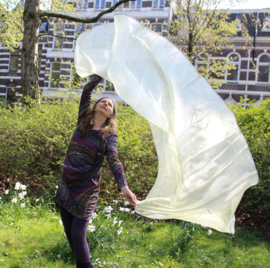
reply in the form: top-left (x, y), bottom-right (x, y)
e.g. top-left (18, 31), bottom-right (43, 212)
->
top-left (77, 75), bottom-right (102, 126)
top-left (106, 132), bottom-right (128, 189)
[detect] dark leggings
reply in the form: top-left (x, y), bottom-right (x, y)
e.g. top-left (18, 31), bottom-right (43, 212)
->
top-left (60, 206), bottom-right (91, 265)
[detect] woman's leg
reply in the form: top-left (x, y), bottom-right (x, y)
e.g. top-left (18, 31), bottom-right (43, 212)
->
top-left (60, 206), bottom-right (75, 254)
top-left (71, 217), bottom-right (91, 264)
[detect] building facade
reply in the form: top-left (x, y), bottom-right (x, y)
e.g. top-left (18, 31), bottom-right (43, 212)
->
top-left (0, 2), bottom-right (269, 105)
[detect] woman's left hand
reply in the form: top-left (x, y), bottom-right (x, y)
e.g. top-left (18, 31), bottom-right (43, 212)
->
top-left (120, 186), bottom-right (137, 206)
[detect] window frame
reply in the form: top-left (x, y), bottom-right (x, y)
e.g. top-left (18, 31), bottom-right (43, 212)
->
top-left (257, 53), bottom-right (270, 83)
top-left (226, 52), bottom-right (241, 82)
top-left (10, 48), bottom-right (20, 72)
top-left (50, 62), bottom-right (61, 88)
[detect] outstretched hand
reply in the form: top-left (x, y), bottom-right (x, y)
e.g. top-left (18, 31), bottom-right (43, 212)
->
top-left (120, 186), bottom-right (137, 206)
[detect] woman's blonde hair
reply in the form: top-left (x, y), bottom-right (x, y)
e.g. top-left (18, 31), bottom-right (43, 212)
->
top-left (80, 97), bottom-right (117, 138)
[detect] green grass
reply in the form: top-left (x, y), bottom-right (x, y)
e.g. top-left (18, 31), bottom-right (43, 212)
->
top-left (0, 195), bottom-right (269, 268)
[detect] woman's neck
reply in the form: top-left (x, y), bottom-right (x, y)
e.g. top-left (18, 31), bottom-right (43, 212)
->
top-left (92, 112), bottom-right (107, 130)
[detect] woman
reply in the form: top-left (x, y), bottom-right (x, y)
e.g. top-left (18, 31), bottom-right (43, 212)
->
top-left (55, 75), bottom-right (137, 268)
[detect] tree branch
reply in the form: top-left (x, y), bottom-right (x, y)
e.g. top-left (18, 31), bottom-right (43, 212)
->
top-left (39, 0), bottom-right (133, 22)
top-left (39, 33), bottom-right (76, 40)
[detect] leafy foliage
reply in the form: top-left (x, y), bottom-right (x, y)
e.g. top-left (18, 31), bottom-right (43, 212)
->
top-left (229, 98), bottom-right (270, 214)
top-left (0, 98), bottom-right (157, 200)
top-left (169, 0), bottom-right (240, 88)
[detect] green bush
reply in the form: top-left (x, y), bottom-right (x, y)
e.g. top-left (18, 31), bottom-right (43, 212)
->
top-left (229, 98), bottom-right (270, 214)
top-left (0, 97), bottom-right (157, 199)
top-left (1, 96), bottom-right (269, 214)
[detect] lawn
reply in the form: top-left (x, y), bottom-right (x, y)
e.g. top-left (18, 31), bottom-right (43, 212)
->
top-left (0, 185), bottom-right (269, 268)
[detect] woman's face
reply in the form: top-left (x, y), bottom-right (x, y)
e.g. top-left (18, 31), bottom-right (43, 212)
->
top-left (94, 98), bottom-right (114, 118)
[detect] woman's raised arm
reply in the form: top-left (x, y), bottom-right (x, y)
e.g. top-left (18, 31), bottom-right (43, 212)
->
top-left (77, 75), bottom-right (102, 126)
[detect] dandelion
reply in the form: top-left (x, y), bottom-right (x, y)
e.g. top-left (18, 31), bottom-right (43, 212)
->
top-left (21, 203), bottom-right (25, 208)
top-left (14, 182), bottom-right (21, 190)
top-left (208, 229), bottom-right (212, 235)
top-left (21, 185), bottom-right (27, 191)
top-left (35, 198), bottom-right (40, 202)
top-left (59, 220), bottom-right (63, 226)
top-left (11, 198), bottom-right (17, 203)
top-left (5, 190), bottom-right (9, 195)
top-left (87, 225), bottom-right (96, 232)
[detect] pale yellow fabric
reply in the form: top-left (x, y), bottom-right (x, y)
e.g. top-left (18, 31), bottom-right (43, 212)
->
top-left (75, 15), bottom-right (258, 233)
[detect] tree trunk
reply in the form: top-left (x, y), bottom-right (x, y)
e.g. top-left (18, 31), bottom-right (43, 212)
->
top-left (21, 0), bottom-right (40, 102)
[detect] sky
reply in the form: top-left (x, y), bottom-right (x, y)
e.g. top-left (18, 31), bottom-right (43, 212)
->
top-left (229, 0), bottom-right (270, 10)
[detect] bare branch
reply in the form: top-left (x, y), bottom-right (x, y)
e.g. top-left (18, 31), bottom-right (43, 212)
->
top-left (39, 0), bottom-right (132, 22)
top-left (39, 33), bottom-right (76, 40)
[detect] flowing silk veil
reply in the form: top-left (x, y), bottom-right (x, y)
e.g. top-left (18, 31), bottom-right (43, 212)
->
top-left (74, 15), bottom-right (258, 233)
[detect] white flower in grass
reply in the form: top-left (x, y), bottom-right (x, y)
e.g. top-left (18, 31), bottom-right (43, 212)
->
top-left (92, 212), bottom-right (97, 219)
top-left (22, 191), bottom-right (27, 196)
top-left (124, 201), bottom-right (129, 206)
top-left (11, 198), bottom-right (17, 203)
top-left (21, 185), bottom-right (27, 191)
top-left (35, 198), bottom-right (40, 202)
top-left (104, 206), bottom-right (113, 213)
top-left (118, 220), bottom-right (123, 227)
top-left (18, 193), bottom-right (24, 200)
top-left (21, 203), bottom-right (25, 208)
top-left (5, 190), bottom-right (9, 195)
top-left (89, 219), bottom-right (93, 224)
top-left (112, 217), bottom-right (118, 226)
top-left (55, 186), bottom-right (58, 189)
top-left (124, 208), bottom-right (130, 212)
top-left (0, 197), bottom-right (1, 200)
top-left (59, 220), bottom-right (63, 226)
top-left (87, 225), bottom-right (96, 232)
top-left (106, 213), bottom-right (112, 219)
top-left (15, 182), bottom-right (21, 190)
top-left (131, 210), bottom-right (136, 214)
top-left (117, 226), bottom-right (123, 235)
top-left (119, 207), bottom-right (124, 211)
top-left (208, 229), bottom-right (212, 235)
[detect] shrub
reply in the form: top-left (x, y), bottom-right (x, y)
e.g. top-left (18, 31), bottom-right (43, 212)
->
top-left (0, 97), bottom-right (158, 200)
top-left (229, 98), bottom-right (270, 214)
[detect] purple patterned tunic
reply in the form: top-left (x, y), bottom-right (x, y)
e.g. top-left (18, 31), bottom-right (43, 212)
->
top-left (55, 75), bottom-right (128, 220)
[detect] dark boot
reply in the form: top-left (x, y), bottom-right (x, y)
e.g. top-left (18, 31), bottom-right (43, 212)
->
top-left (76, 261), bottom-right (93, 268)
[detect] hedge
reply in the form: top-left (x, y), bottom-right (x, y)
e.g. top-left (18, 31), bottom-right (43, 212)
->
top-left (0, 97), bottom-right (269, 213)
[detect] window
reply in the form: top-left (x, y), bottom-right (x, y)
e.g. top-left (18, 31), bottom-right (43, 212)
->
top-left (50, 62), bottom-right (61, 88)
top-left (40, 18), bottom-right (49, 33)
top-left (95, 0), bottom-right (105, 9)
top-left (10, 48), bottom-right (20, 71)
top-left (261, 17), bottom-right (270, 32)
top-left (196, 53), bottom-right (209, 75)
top-left (88, 1), bottom-right (94, 8)
top-left (0, 88), bottom-right (21, 108)
top-left (257, 54), bottom-right (270, 83)
top-left (38, 47), bottom-right (42, 70)
top-left (142, 0), bottom-right (152, 8)
top-left (54, 23), bottom-right (64, 49)
top-left (151, 23), bottom-right (162, 33)
top-left (227, 53), bottom-right (240, 81)
top-left (153, 0), bottom-right (164, 9)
